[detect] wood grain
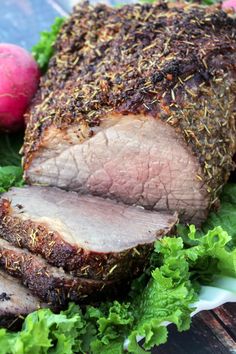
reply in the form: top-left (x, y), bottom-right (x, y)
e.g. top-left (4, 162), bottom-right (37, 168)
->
top-left (213, 303), bottom-right (236, 347)
top-left (151, 305), bottom-right (236, 353)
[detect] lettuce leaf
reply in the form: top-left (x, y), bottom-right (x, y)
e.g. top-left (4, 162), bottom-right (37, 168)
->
top-left (127, 223), bottom-right (236, 352)
top-left (0, 220), bottom-right (235, 354)
top-left (202, 184), bottom-right (236, 247)
top-left (0, 166), bottom-right (24, 192)
top-left (32, 17), bottom-right (65, 72)
top-left (0, 132), bottom-right (24, 192)
top-left (178, 183), bottom-right (236, 250)
top-left (0, 305), bottom-right (86, 354)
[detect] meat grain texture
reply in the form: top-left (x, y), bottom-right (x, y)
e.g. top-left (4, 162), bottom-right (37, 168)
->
top-left (0, 186), bottom-right (177, 281)
top-left (23, 2), bottom-right (236, 224)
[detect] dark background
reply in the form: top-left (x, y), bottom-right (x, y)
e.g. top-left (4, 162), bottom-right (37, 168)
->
top-left (0, 0), bottom-right (236, 353)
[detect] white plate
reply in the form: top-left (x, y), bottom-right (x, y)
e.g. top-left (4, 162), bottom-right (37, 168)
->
top-left (124, 276), bottom-right (236, 349)
top-left (191, 276), bottom-right (236, 314)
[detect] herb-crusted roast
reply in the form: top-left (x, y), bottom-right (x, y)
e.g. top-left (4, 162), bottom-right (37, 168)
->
top-left (0, 238), bottom-right (126, 307)
top-left (23, 2), bottom-right (236, 224)
top-left (0, 186), bottom-right (177, 281)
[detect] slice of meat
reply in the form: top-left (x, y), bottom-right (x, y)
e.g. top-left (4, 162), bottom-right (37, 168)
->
top-left (0, 186), bottom-right (177, 281)
top-left (25, 115), bottom-right (211, 224)
top-left (23, 3), bottom-right (236, 225)
top-left (0, 238), bottom-right (123, 307)
top-left (0, 269), bottom-right (45, 329)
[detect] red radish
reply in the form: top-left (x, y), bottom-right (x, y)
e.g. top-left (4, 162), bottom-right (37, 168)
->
top-left (0, 44), bottom-right (40, 132)
top-left (222, 0), bottom-right (236, 11)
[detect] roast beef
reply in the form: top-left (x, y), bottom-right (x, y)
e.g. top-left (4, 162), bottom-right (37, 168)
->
top-left (0, 186), bottom-right (177, 281)
top-left (0, 270), bottom-right (44, 329)
top-left (0, 238), bottom-right (125, 307)
top-left (23, 2), bottom-right (236, 224)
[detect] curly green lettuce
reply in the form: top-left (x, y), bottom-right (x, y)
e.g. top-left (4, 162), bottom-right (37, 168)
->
top-left (32, 17), bottom-right (65, 72)
top-left (0, 132), bottom-right (24, 192)
top-left (0, 166), bottom-right (24, 193)
top-left (0, 219), bottom-right (235, 354)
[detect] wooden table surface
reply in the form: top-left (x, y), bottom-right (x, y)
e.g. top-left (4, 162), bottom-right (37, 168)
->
top-left (0, 1), bottom-right (236, 353)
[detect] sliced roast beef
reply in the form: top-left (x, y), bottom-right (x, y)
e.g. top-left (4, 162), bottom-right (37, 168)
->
top-left (0, 186), bottom-right (177, 281)
top-left (0, 238), bottom-right (124, 307)
top-left (23, 2), bottom-right (236, 224)
top-left (0, 270), bottom-right (45, 329)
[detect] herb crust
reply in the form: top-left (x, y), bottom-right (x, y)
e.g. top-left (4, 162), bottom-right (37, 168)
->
top-left (24, 2), bottom-right (236, 204)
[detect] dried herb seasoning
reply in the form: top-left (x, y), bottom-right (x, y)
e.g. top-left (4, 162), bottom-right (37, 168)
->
top-left (24, 1), bottom-right (236, 204)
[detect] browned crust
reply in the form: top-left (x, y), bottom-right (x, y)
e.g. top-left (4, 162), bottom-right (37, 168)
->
top-left (0, 238), bottom-right (124, 307)
top-left (0, 199), bottom-right (177, 281)
top-left (23, 2), bottom-right (236, 205)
